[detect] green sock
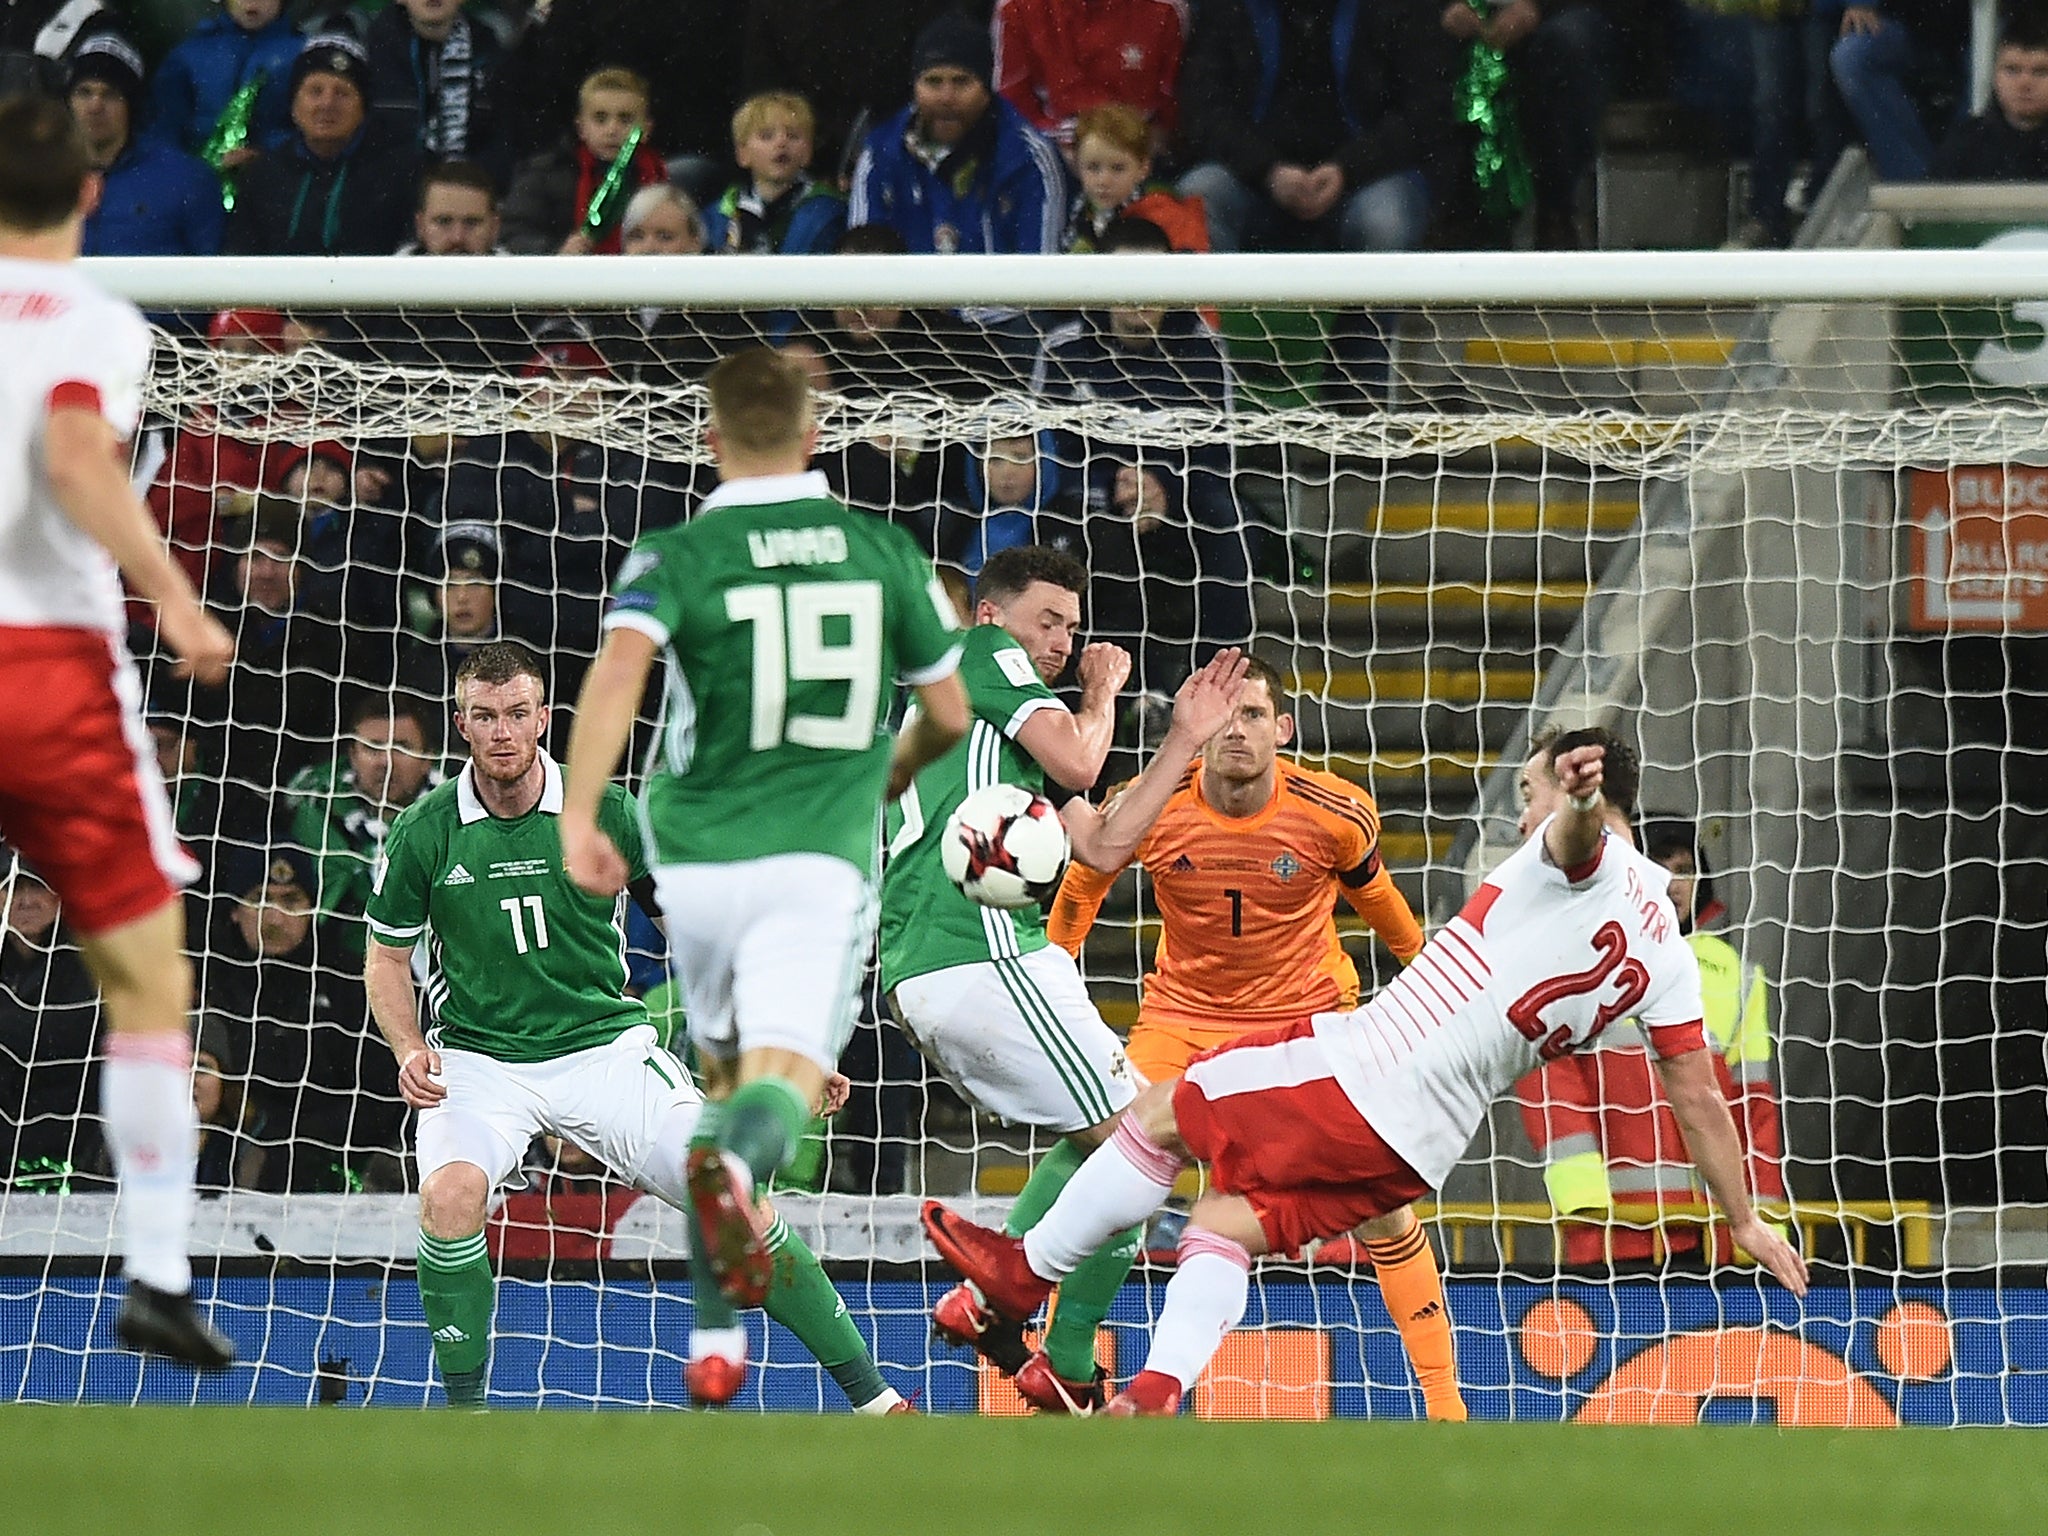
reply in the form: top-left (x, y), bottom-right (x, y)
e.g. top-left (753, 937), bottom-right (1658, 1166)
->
top-left (1044, 1225), bottom-right (1142, 1384)
top-left (688, 1101), bottom-right (738, 1333)
top-left (416, 1230), bottom-right (493, 1382)
top-left (1004, 1138), bottom-right (1087, 1238)
top-left (721, 1076), bottom-right (811, 1187)
top-left (762, 1212), bottom-right (890, 1410)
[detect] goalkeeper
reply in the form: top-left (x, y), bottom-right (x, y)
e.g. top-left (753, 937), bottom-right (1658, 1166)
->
top-left (365, 641), bottom-right (907, 1412)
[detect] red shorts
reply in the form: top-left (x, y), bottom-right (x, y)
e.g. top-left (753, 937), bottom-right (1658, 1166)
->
top-left (1173, 1017), bottom-right (1431, 1254)
top-left (0, 626), bottom-right (197, 935)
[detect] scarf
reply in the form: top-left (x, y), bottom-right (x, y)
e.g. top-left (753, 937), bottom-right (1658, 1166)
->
top-left (571, 140), bottom-right (664, 253)
top-left (416, 16), bottom-right (473, 158)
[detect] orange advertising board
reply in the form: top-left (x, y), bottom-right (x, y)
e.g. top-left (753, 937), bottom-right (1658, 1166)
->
top-left (1908, 467), bottom-right (2048, 632)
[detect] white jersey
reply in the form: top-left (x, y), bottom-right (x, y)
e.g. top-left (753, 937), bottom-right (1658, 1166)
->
top-left (0, 258), bottom-right (152, 635)
top-left (1313, 818), bottom-right (1706, 1186)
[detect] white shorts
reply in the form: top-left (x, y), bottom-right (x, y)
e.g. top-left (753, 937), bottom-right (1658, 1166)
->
top-left (653, 853), bottom-right (874, 1072)
top-left (416, 1024), bottom-right (701, 1196)
top-left (888, 944), bottom-right (1137, 1135)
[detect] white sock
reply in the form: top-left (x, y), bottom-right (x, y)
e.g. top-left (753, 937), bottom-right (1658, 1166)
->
top-left (690, 1324), bottom-right (747, 1365)
top-left (1143, 1229), bottom-right (1251, 1390)
top-left (102, 1033), bottom-right (199, 1295)
top-left (1022, 1118), bottom-right (1184, 1281)
top-left (853, 1386), bottom-right (905, 1415)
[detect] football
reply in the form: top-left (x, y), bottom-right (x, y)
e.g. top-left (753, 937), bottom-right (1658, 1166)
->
top-left (941, 783), bottom-right (1072, 910)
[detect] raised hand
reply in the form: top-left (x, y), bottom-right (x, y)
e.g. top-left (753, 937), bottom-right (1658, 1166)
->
top-left (1168, 647), bottom-right (1251, 748)
top-left (1552, 742), bottom-right (1606, 805)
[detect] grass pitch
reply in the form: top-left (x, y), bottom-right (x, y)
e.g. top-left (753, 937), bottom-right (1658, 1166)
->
top-left (1, 1406), bottom-right (2033, 1536)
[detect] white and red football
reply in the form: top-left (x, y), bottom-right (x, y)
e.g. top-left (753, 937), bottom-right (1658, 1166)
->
top-left (941, 783), bottom-right (1072, 910)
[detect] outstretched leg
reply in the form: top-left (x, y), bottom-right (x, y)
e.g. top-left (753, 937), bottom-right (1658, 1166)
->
top-left (1109, 1194), bottom-right (1270, 1416)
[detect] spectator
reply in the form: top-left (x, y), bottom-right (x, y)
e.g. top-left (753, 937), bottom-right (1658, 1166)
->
top-left (1175, 0), bottom-right (1450, 253)
top-left (286, 693), bottom-right (441, 962)
top-left (265, 439), bottom-right (405, 636)
top-left (439, 338), bottom-right (690, 689)
top-left (0, 859), bottom-right (103, 1190)
top-left (1820, 0), bottom-right (1969, 181)
top-left (182, 500), bottom-right (347, 846)
top-left (994, 0), bottom-right (1189, 146)
top-left (849, 12), bottom-right (1066, 256)
top-left (1064, 101), bottom-right (1207, 252)
top-left (1931, 7), bottom-right (2048, 181)
top-left (938, 429), bottom-right (1079, 576)
top-left (703, 91), bottom-right (847, 254)
top-left (148, 713), bottom-right (225, 896)
top-left (147, 0), bottom-right (305, 161)
top-left (605, 185), bottom-right (757, 385)
top-left (500, 66), bottom-right (668, 255)
top-left (224, 34), bottom-right (422, 254)
top-left (742, 0), bottom-right (962, 179)
top-left (1441, 0), bottom-right (1611, 249)
top-left (0, 0), bottom-right (127, 103)
top-left (393, 524), bottom-right (510, 702)
top-left (191, 1012), bottom-right (256, 1191)
top-left (1035, 215), bottom-right (1251, 671)
top-left (69, 35), bottom-right (223, 256)
top-left (330, 159), bottom-right (527, 376)
top-left (200, 847), bottom-right (399, 1192)
top-left (144, 306), bottom-right (305, 604)
top-left (1700, 1), bottom-right (1849, 249)
top-left (1517, 817), bottom-right (1787, 1267)
top-left (500, 0), bottom-right (736, 199)
top-left (360, 0), bottom-right (509, 184)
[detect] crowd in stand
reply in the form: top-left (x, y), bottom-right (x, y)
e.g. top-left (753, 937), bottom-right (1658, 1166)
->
top-left (0, 0), bottom-right (2037, 1201)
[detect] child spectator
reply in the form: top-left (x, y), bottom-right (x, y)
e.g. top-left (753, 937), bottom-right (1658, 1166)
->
top-left (224, 35), bottom-right (422, 255)
top-left (994, 0), bottom-right (1189, 146)
top-left (500, 66), bottom-right (668, 254)
top-left (361, 0), bottom-right (510, 184)
top-left (1931, 7), bottom-right (2048, 181)
top-left (703, 91), bottom-right (847, 254)
top-left (149, 0), bottom-right (305, 162)
top-left (1065, 102), bottom-right (1207, 252)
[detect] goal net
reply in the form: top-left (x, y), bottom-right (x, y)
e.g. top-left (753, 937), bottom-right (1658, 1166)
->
top-left (4, 245), bottom-right (2046, 1421)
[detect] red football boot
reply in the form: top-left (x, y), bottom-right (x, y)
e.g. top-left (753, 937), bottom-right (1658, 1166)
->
top-left (687, 1146), bottom-right (772, 1308)
top-left (920, 1201), bottom-right (1054, 1321)
top-left (1015, 1350), bottom-right (1107, 1415)
top-left (884, 1397), bottom-right (921, 1414)
top-left (931, 1281), bottom-right (1032, 1375)
top-left (1103, 1370), bottom-right (1183, 1417)
top-left (686, 1352), bottom-right (747, 1407)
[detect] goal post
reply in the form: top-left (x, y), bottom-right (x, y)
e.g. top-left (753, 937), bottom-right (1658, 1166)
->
top-left (1, 248), bottom-right (2042, 1420)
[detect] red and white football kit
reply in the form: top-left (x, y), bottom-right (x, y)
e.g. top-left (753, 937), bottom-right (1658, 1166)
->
top-left (1173, 820), bottom-right (1708, 1251)
top-left (0, 258), bottom-right (197, 934)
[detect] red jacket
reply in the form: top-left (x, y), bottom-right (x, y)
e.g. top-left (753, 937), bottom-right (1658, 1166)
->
top-left (994, 0), bottom-right (1189, 138)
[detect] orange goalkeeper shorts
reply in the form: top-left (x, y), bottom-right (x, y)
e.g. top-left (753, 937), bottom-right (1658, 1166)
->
top-left (1126, 1012), bottom-right (1313, 1085)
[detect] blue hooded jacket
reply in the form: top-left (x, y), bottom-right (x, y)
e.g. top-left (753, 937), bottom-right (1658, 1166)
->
top-left (848, 94), bottom-right (1066, 255)
top-left (148, 10), bottom-right (304, 157)
top-left (84, 134), bottom-right (224, 256)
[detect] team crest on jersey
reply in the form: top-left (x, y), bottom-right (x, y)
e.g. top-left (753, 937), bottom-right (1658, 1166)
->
top-left (1169, 854), bottom-right (1197, 873)
top-left (443, 864), bottom-right (475, 886)
top-left (1271, 852), bottom-right (1302, 882)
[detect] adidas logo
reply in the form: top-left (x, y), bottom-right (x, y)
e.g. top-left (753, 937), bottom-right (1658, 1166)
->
top-left (1410, 1301), bottom-right (1441, 1322)
top-left (1170, 855), bottom-right (1196, 873)
top-left (432, 1324), bottom-right (470, 1343)
top-left (444, 864), bottom-right (475, 886)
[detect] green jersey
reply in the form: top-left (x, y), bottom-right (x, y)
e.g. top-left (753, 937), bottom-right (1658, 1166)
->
top-left (365, 754), bottom-right (651, 1063)
top-left (879, 623), bottom-right (1072, 989)
top-left (605, 470), bottom-right (962, 875)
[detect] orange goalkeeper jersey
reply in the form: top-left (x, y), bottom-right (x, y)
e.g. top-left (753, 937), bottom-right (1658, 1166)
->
top-left (1048, 759), bottom-right (1424, 1031)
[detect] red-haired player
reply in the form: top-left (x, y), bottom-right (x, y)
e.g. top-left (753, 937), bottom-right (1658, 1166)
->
top-left (0, 97), bottom-right (235, 1367)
